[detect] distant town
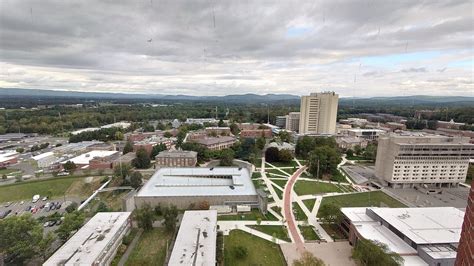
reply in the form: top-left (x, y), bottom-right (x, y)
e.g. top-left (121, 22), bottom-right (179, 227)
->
top-left (0, 91), bottom-right (472, 266)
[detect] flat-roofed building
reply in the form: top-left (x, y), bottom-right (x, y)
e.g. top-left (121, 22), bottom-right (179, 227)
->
top-left (336, 137), bottom-right (368, 150)
top-left (62, 150), bottom-right (119, 169)
top-left (192, 136), bottom-right (236, 151)
top-left (135, 167), bottom-right (260, 209)
top-left (240, 129), bottom-right (272, 139)
top-left (375, 132), bottom-right (473, 188)
top-left (341, 207), bottom-right (464, 266)
top-left (112, 152), bottom-right (136, 167)
top-left (205, 127), bottom-right (231, 136)
top-left (348, 128), bottom-right (386, 141)
top-left (275, 115), bottom-right (287, 128)
top-left (299, 92), bottom-right (338, 135)
top-left (285, 112), bottom-right (300, 132)
top-left (0, 150), bottom-right (18, 168)
top-left (44, 212), bottom-right (132, 266)
top-left (32, 152), bottom-right (57, 168)
top-left (155, 150), bottom-right (197, 167)
top-left (185, 118), bottom-right (217, 125)
top-left (169, 210), bottom-right (217, 266)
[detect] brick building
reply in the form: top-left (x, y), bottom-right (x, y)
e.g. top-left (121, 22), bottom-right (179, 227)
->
top-left (192, 136), bottom-right (236, 151)
top-left (455, 181), bottom-right (474, 266)
top-left (155, 150), bottom-right (197, 167)
top-left (240, 129), bottom-right (272, 139)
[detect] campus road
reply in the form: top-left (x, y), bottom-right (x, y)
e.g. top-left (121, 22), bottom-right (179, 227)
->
top-left (283, 166), bottom-right (306, 250)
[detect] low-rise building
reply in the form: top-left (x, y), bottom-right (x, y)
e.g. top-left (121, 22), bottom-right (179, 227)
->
top-left (285, 112), bottom-right (300, 132)
top-left (336, 137), bottom-right (368, 150)
top-left (348, 128), bottom-right (386, 141)
top-left (240, 129), bottom-right (272, 139)
top-left (0, 150), bottom-right (18, 168)
top-left (385, 122), bottom-right (407, 131)
top-left (192, 136), bottom-right (236, 151)
top-left (112, 152), bottom-right (136, 167)
top-left (265, 142), bottom-right (295, 153)
top-left (275, 115), bottom-right (287, 128)
top-left (437, 119), bottom-right (465, 130)
top-left (155, 150), bottom-right (197, 167)
top-left (32, 152), bottom-right (58, 168)
top-left (135, 167), bottom-right (261, 209)
top-left (169, 210), bottom-right (218, 266)
top-left (341, 207), bottom-right (464, 266)
top-left (44, 212), bottom-right (132, 266)
top-left (185, 118), bottom-right (218, 125)
top-left (62, 150), bottom-right (119, 169)
top-left (205, 127), bottom-right (231, 136)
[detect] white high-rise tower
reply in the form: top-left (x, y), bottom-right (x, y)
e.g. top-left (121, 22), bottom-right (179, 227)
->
top-left (299, 92), bottom-right (339, 135)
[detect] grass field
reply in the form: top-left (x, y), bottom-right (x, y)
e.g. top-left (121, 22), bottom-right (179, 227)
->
top-left (270, 179), bottom-right (287, 189)
top-left (266, 168), bottom-right (289, 176)
top-left (292, 202), bottom-right (307, 221)
top-left (299, 226), bottom-right (320, 241)
top-left (0, 168), bottom-right (18, 175)
top-left (294, 181), bottom-right (342, 196)
top-left (266, 160), bottom-right (299, 168)
top-left (0, 176), bottom-right (92, 203)
top-left (321, 223), bottom-right (347, 240)
top-left (248, 225), bottom-right (291, 242)
top-left (270, 206), bottom-right (283, 217)
top-left (252, 172), bottom-right (261, 179)
top-left (218, 209), bottom-right (278, 221)
top-left (252, 179), bottom-right (265, 189)
top-left (272, 184), bottom-right (283, 200)
top-left (224, 230), bottom-right (286, 266)
top-left (303, 199), bottom-right (316, 211)
top-left (125, 228), bottom-right (173, 266)
top-left (317, 191), bottom-right (406, 217)
top-left (111, 228), bottom-right (139, 266)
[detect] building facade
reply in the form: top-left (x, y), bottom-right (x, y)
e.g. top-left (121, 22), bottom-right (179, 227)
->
top-left (455, 181), bottom-right (474, 266)
top-left (155, 150), bottom-right (197, 167)
top-left (192, 136), bottom-right (236, 151)
top-left (275, 115), bottom-right (287, 128)
top-left (299, 92), bottom-right (339, 135)
top-left (347, 128), bottom-right (386, 141)
top-left (375, 133), bottom-right (473, 188)
top-left (240, 129), bottom-right (272, 139)
top-left (285, 112), bottom-right (300, 132)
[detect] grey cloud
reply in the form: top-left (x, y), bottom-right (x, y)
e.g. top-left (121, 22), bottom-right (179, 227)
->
top-left (401, 67), bottom-right (427, 73)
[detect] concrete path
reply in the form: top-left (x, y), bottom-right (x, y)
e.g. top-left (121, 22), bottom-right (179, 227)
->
top-left (283, 166), bottom-right (306, 249)
top-left (118, 229), bottom-right (143, 266)
top-left (218, 221), bottom-right (289, 244)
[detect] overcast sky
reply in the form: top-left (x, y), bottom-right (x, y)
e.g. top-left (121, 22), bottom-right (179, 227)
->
top-left (0, 0), bottom-right (472, 97)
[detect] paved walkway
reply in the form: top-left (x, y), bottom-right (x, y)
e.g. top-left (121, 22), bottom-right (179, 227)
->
top-left (218, 221), bottom-right (289, 244)
top-left (283, 166), bottom-right (306, 249)
top-left (118, 229), bottom-right (143, 266)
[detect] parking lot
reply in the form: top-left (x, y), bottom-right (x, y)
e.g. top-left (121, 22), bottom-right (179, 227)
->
top-left (341, 164), bottom-right (377, 185)
top-left (385, 186), bottom-right (469, 209)
top-left (0, 197), bottom-right (77, 221)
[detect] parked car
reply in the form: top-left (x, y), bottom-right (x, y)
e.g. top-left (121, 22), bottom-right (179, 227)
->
top-left (4, 202), bottom-right (12, 207)
top-left (49, 220), bottom-right (57, 227)
top-left (32, 195), bottom-right (40, 203)
top-left (42, 196), bottom-right (48, 201)
top-left (43, 221), bottom-right (50, 227)
top-left (56, 219), bottom-right (62, 226)
top-left (19, 201), bottom-right (24, 205)
top-left (57, 172), bottom-right (69, 176)
top-left (25, 205), bottom-right (32, 211)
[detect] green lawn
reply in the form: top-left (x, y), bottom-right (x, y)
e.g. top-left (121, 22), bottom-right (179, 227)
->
top-left (252, 179), bottom-right (265, 189)
top-left (299, 226), bottom-right (320, 241)
top-left (224, 230), bottom-right (286, 266)
top-left (321, 223), bottom-right (347, 240)
top-left (267, 160), bottom-right (299, 167)
top-left (0, 176), bottom-right (87, 203)
top-left (266, 168), bottom-right (288, 176)
top-left (292, 202), bottom-right (307, 221)
top-left (125, 228), bottom-right (173, 266)
top-left (247, 225), bottom-right (291, 242)
top-left (111, 228), bottom-right (139, 266)
top-left (252, 172), bottom-right (261, 179)
top-left (218, 209), bottom-right (278, 221)
top-left (270, 206), bottom-right (283, 217)
top-left (317, 191), bottom-right (406, 217)
top-left (346, 155), bottom-right (368, 161)
top-left (294, 180), bottom-right (342, 196)
top-left (272, 184), bottom-right (283, 200)
top-left (0, 168), bottom-right (18, 175)
top-left (270, 179), bottom-right (287, 188)
top-left (303, 199), bottom-right (316, 211)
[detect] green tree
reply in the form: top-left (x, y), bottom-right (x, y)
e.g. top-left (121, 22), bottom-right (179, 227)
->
top-left (56, 211), bottom-right (85, 241)
top-left (0, 215), bottom-right (44, 264)
top-left (363, 144), bottom-right (377, 161)
top-left (256, 137), bottom-right (266, 150)
top-left (218, 119), bottom-right (226, 127)
top-left (352, 239), bottom-right (403, 266)
top-left (318, 203), bottom-right (342, 224)
top-left (65, 202), bottom-right (78, 213)
top-left (163, 131), bottom-right (173, 138)
top-left (96, 202), bottom-right (111, 212)
top-left (295, 136), bottom-right (315, 159)
top-left (354, 145), bottom-right (363, 156)
top-left (232, 245), bottom-right (248, 260)
top-left (308, 146), bottom-right (341, 178)
top-left (150, 143), bottom-right (167, 158)
top-left (63, 161), bottom-right (76, 174)
top-left (346, 149), bottom-right (354, 158)
top-left (278, 130), bottom-right (292, 143)
top-left (293, 251), bottom-right (325, 266)
top-left (15, 147), bottom-right (24, 153)
top-left (135, 204), bottom-right (156, 231)
top-left (113, 163), bottom-right (132, 180)
top-left (265, 147), bottom-right (280, 163)
top-left (230, 123), bottom-right (240, 135)
top-left (219, 148), bottom-right (235, 166)
top-left (123, 141), bottom-right (134, 155)
top-left (132, 148), bottom-right (151, 169)
top-left (130, 171), bottom-right (143, 189)
top-left (278, 149), bottom-right (293, 163)
top-left (163, 205), bottom-right (179, 232)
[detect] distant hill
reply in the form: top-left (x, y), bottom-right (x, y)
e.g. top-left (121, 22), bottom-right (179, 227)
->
top-left (0, 88), bottom-right (473, 106)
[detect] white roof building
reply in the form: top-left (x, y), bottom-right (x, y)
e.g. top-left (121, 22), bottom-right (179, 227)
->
top-left (169, 210), bottom-right (218, 265)
top-left (44, 212), bottom-right (132, 266)
top-left (62, 150), bottom-right (118, 166)
top-left (341, 207), bottom-right (465, 266)
top-left (0, 150), bottom-right (18, 164)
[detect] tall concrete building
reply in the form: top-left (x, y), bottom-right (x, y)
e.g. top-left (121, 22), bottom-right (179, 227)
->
top-left (375, 132), bottom-right (473, 188)
top-left (285, 112), bottom-right (300, 132)
top-left (299, 92), bottom-right (339, 135)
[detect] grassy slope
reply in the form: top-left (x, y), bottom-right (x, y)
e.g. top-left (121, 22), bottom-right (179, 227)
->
top-left (125, 228), bottom-right (173, 266)
top-left (294, 181), bottom-right (342, 195)
top-left (247, 225), bottom-right (291, 242)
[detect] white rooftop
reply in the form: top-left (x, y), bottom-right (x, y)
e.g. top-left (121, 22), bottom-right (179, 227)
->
top-left (137, 167), bottom-right (257, 197)
top-left (0, 150), bottom-right (18, 163)
top-left (169, 210), bottom-right (217, 266)
top-left (32, 151), bottom-right (55, 161)
top-left (44, 212), bottom-right (131, 266)
top-left (370, 207), bottom-right (464, 245)
top-left (62, 150), bottom-right (118, 165)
